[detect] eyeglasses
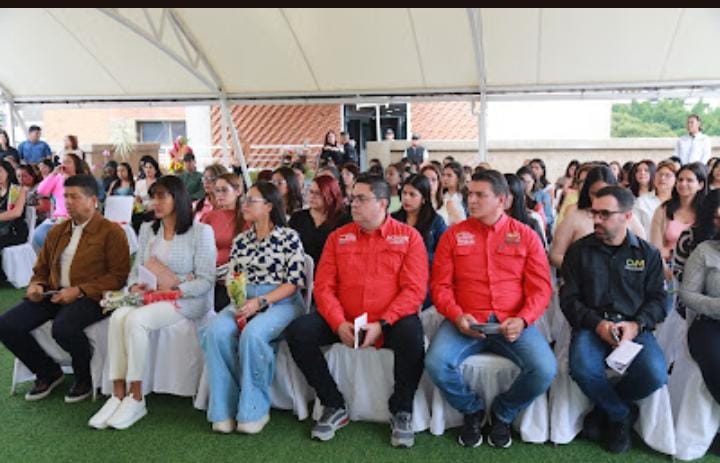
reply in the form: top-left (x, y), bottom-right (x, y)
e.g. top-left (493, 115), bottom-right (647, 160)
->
top-left (214, 187), bottom-right (232, 194)
top-left (349, 195), bottom-right (378, 204)
top-left (308, 189), bottom-right (322, 197)
top-left (202, 176), bottom-right (216, 183)
top-left (271, 179), bottom-right (287, 186)
top-left (589, 209), bottom-right (625, 220)
top-left (242, 197), bottom-right (267, 205)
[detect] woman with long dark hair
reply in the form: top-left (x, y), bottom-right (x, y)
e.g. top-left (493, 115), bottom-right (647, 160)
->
top-left (651, 162), bottom-right (707, 281)
top-left (319, 130), bottom-right (342, 166)
top-left (289, 175), bottom-right (347, 266)
top-left (633, 160), bottom-right (676, 236)
top-left (385, 163), bottom-right (403, 213)
top-left (421, 163), bottom-right (444, 211)
top-left (340, 162), bottom-right (360, 203)
top-left (202, 181), bottom-right (306, 434)
top-left (201, 173), bottom-right (247, 311)
top-left (0, 129), bottom-right (19, 161)
top-left (392, 174), bottom-right (447, 309)
top-left (89, 176), bottom-right (216, 430)
top-left (272, 166), bottom-right (303, 219)
top-left (0, 160), bottom-right (28, 253)
top-left (108, 162), bottom-right (135, 196)
top-left (629, 160), bottom-right (656, 198)
top-left (678, 189), bottom-right (720, 413)
top-left (132, 157), bottom-right (162, 233)
top-left (440, 161), bottom-right (467, 226)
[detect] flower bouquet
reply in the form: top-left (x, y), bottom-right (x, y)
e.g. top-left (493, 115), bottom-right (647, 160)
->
top-left (100, 289), bottom-right (182, 314)
top-left (226, 271), bottom-right (250, 333)
top-left (168, 135), bottom-right (191, 174)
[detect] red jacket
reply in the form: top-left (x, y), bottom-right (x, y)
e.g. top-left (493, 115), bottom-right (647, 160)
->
top-left (314, 217), bottom-right (428, 332)
top-left (431, 214), bottom-right (551, 325)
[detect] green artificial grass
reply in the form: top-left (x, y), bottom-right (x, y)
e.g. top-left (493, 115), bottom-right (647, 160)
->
top-left (0, 283), bottom-right (713, 462)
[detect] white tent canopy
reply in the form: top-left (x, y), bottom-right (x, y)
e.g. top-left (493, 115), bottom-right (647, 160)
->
top-left (2, 8), bottom-right (720, 105)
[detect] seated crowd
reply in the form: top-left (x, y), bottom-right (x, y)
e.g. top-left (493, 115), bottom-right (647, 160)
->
top-left (1, 120), bottom-right (720, 457)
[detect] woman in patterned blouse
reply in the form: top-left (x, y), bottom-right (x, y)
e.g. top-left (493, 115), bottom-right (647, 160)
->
top-left (201, 180), bottom-right (307, 435)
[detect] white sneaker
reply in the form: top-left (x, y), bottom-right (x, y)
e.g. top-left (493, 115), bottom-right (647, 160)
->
top-left (236, 414), bottom-right (270, 434)
top-left (88, 396), bottom-right (122, 430)
top-left (212, 419), bottom-right (236, 434)
top-left (107, 396), bottom-right (147, 430)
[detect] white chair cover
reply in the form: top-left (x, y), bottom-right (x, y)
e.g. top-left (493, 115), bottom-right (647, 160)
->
top-left (193, 340), bottom-right (315, 417)
top-left (669, 320), bottom-right (720, 461)
top-left (2, 206), bottom-right (37, 288)
top-left (308, 344), bottom-right (432, 432)
top-left (122, 223), bottom-right (138, 256)
top-left (655, 307), bottom-right (687, 370)
top-left (428, 352), bottom-right (550, 442)
top-left (11, 318), bottom-right (109, 400)
top-left (549, 318), bottom-right (676, 456)
top-left (101, 306), bottom-right (214, 397)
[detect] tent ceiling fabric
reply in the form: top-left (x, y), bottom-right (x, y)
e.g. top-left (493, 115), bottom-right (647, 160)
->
top-left (1, 7), bottom-right (719, 103)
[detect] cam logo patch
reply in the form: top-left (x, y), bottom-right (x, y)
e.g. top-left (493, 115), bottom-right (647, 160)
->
top-left (624, 258), bottom-right (645, 271)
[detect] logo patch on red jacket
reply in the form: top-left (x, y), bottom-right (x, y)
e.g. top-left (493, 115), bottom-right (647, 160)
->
top-left (339, 233), bottom-right (357, 245)
top-left (386, 234), bottom-right (409, 245)
top-left (456, 231), bottom-right (475, 246)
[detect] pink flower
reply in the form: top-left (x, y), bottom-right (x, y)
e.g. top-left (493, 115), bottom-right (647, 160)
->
top-left (102, 149), bottom-right (111, 158)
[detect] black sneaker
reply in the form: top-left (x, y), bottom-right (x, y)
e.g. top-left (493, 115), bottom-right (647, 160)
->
top-left (311, 406), bottom-right (349, 441)
top-left (582, 407), bottom-right (608, 442)
top-left (390, 411), bottom-right (414, 448)
top-left (488, 413), bottom-right (512, 449)
top-left (25, 371), bottom-right (64, 401)
top-left (607, 417), bottom-right (632, 454)
top-left (458, 409), bottom-right (484, 447)
top-left (64, 381), bottom-right (92, 403)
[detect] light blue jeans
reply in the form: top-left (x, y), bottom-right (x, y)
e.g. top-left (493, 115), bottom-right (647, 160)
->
top-left (425, 317), bottom-right (557, 424)
top-left (201, 284), bottom-right (304, 424)
top-left (32, 220), bottom-right (55, 252)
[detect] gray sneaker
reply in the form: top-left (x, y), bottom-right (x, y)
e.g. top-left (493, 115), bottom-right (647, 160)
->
top-left (311, 406), bottom-right (349, 441)
top-left (390, 411), bottom-right (414, 448)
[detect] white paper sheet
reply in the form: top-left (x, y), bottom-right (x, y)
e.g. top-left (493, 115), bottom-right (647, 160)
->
top-left (606, 340), bottom-right (644, 374)
top-left (354, 313), bottom-right (368, 349)
top-left (138, 264), bottom-right (157, 291)
top-left (104, 196), bottom-right (134, 224)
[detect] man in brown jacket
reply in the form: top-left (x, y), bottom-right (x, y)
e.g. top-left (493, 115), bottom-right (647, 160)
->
top-left (0, 175), bottom-right (130, 403)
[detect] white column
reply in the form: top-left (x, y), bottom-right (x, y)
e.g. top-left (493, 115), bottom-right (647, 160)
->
top-left (220, 99), bottom-right (251, 188)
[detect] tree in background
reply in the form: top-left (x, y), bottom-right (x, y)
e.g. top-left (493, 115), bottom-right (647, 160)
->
top-left (612, 99), bottom-right (720, 137)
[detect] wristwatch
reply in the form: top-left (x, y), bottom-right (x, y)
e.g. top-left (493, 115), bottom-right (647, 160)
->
top-left (258, 296), bottom-right (270, 311)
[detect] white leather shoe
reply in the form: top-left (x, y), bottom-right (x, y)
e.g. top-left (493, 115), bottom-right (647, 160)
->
top-left (107, 396), bottom-right (147, 430)
top-left (212, 419), bottom-right (236, 434)
top-left (236, 414), bottom-right (270, 434)
top-left (88, 396), bottom-right (122, 430)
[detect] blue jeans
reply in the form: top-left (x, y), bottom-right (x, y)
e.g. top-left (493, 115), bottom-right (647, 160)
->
top-left (32, 220), bottom-right (55, 252)
top-left (425, 318), bottom-right (557, 424)
top-left (569, 329), bottom-right (667, 422)
top-left (201, 284), bottom-right (304, 423)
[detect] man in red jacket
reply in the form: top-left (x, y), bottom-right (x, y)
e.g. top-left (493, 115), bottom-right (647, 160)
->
top-left (286, 174), bottom-right (428, 448)
top-left (425, 169), bottom-right (556, 449)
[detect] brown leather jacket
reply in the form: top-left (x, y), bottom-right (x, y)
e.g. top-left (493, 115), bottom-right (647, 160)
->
top-left (30, 212), bottom-right (130, 301)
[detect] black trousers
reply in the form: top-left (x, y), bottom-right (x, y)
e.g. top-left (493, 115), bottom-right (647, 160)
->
top-left (688, 317), bottom-right (720, 405)
top-left (286, 312), bottom-right (425, 414)
top-left (0, 297), bottom-right (106, 384)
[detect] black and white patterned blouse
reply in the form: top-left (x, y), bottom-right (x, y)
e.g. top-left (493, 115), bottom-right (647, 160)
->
top-left (230, 226), bottom-right (306, 287)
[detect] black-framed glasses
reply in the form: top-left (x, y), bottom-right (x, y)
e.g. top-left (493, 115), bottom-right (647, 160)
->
top-left (589, 209), bottom-right (625, 220)
top-left (349, 195), bottom-right (378, 204)
top-left (242, 197), bottom-right (267, 205)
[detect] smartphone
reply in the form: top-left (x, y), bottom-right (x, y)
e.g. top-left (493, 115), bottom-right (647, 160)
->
top-left (469, 323), bottom-right (502, 335)
top-left (41, 290), bottom-right (60, 298)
